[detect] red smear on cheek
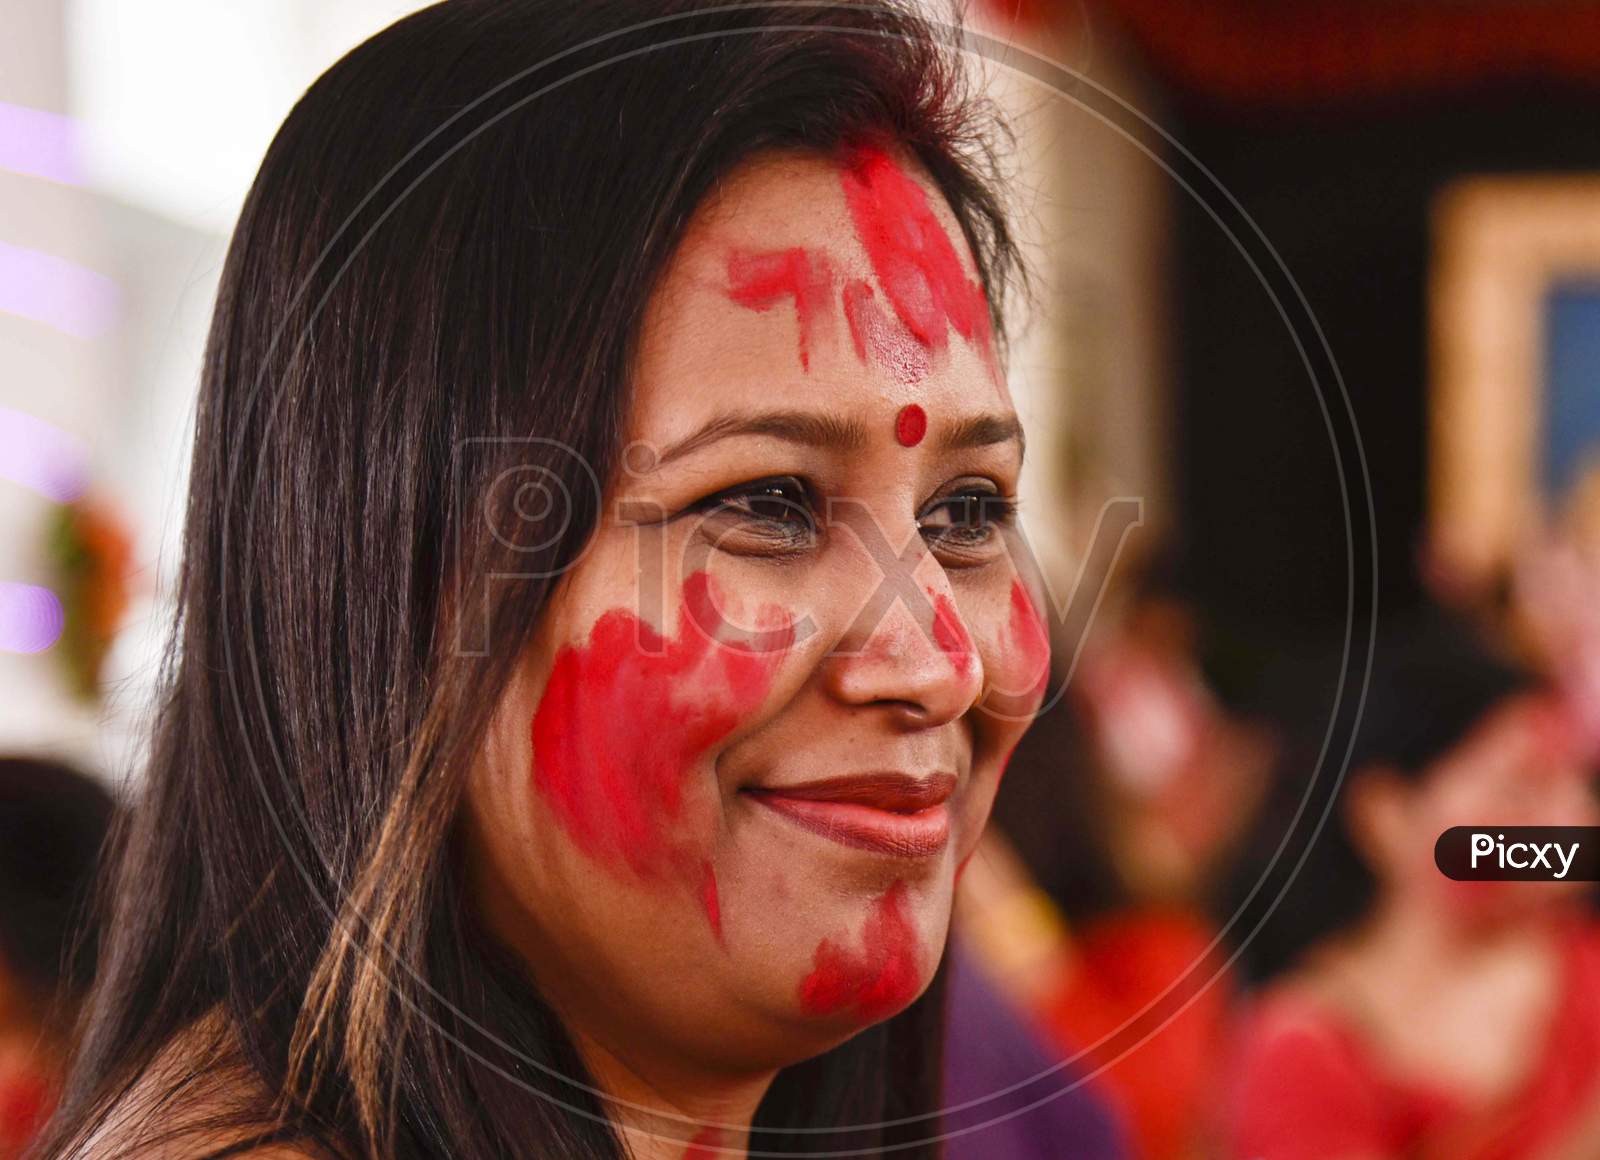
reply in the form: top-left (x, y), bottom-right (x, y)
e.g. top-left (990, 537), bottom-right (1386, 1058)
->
top-left (895, 403), bottom-right (928, 448)
top-left (840, 145), bottom-right (996, 365)
top-left (531, 572), bottom-right (793, 891)
top-left (1009, 580), bottom-right (1052, 700)
top-left (700, 862), bottom-right (723, 946)
top-left (684, 1128), bottom-right (723, 1160)
top-left (931, 591), bottom-right (975, 679)
top-left (999, 741), bottom-right (1018, 785)
top-left (726, 246), bottom-right (835, 372)
top-left (842, 278), bottom-right (931, 384)
top-left (798, 881), bottom-right (921, 1021)
top-left (955, 848), bottom-right (976, 887)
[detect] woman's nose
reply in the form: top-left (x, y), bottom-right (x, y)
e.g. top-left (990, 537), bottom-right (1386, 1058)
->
top-left (818, 585), bottom-right (984, 729)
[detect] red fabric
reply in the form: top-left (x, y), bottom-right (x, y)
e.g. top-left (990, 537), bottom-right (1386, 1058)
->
top-left (983, 0), bottom-right (1600, 106)
top-left (0, 1066), bottom-right (55, 1160)
top-left (1224, 923), bottom-right (1600, 1160)
top-left (1039, 909), bottom-right (1231, 1160)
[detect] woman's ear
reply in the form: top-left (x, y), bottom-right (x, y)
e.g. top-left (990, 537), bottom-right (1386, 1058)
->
top-left (1344, 765), bottom-right (1412, 879)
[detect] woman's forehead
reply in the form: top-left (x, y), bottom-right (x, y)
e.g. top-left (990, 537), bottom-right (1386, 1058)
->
top-left (630, 149), bottom-right (1008, 444)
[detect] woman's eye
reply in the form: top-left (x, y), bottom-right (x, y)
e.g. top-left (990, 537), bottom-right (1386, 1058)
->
top-left (920, 489), bottom-right (1017, 559)
top-left (691, 476), bottom-right (817, 555)
top-left (710, 477), bottom-right (814, 525)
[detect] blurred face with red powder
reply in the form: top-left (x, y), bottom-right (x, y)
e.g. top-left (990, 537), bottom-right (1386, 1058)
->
top-left (1356, 694), bottom-right (1599, 926)
top-left (463, 149), bottom-right (1047, 1116)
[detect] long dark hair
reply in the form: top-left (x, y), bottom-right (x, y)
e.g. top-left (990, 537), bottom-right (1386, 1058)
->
top-left (1224, 610), bottom-right (1535, 984)
top-left (41, 3), bottom-right (1019, 1157)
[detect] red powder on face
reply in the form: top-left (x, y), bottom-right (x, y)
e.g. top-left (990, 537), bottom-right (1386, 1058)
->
top-left (700, 862), bottom-right (723, 946)
top-left (955, 848), bottom-right (976, 887)
top-left (998, 742), bottom-right (1018, 785)
top-left (684, 1128), bottom-right (723, 1160)
top-left (895, 403), bottom-right (928, 448)
top-left (1009, 579), bottom-right (1052, 700)
top-left (931, 591), bottom-right (975, 679)
top-left (531, 571), bottom-right (793, 893)
top-left (798, 881), bottom-right (921, 1021)
top-left (842, 278), bottom-right (931, 384)
top-left (726, 247), bottom-right (836, 372)
top-left (840, 146), bottom-right (995, 364)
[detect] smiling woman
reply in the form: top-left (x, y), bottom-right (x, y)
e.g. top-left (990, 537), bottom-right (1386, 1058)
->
top-left (38, 3), bottom-right (1035, 1159)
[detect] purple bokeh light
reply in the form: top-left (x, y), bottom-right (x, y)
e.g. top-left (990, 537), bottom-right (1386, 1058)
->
top-left (0, 406), bottom-right (87, 501)
top-left (0, 240), bottom-right (121, 339)
top-left (0, 101), bottom-right (82, 186)
top-left (0, 582), bottom-right (64, 654)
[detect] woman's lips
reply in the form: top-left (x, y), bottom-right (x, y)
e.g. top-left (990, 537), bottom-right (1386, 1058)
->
top-left (742, 773), bottom-right (956, 858)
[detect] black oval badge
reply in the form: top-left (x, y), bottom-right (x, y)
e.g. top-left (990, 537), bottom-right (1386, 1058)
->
top-left (1435, 827), bottom-right (1600, 882)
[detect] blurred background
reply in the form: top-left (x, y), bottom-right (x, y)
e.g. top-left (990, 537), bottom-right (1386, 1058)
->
top-left (1, 2), bottom-right (1598, 1158)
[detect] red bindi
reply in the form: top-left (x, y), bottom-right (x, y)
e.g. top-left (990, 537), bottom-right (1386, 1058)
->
top-left (894, 403), bottom-right (927, 447)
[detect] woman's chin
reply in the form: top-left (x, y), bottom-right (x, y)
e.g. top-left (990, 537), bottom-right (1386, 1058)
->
top-left (713, 854), bottom-right (950, 1045)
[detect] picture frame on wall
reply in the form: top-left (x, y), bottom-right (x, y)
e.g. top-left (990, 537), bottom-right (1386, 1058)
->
top-left (1430, 175), bottom-right (1600, 591)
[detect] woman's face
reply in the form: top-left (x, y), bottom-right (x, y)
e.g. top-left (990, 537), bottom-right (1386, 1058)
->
top-left (466, 149), bottom-right (1047, 1079)
top-left (1361, 694), bottom-right (1598, 922)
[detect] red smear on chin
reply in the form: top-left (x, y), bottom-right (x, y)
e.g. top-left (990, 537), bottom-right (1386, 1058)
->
top-left (842, 278), bottom-right (931, 384)
top-left (799, 881), bottom-right (921, 1021)
top-left (840, 145), bottom-right (996, 368)
top-left (894, 403), bottom-right (928, 448)
top-left (531, 571), bottom-right (793, 916)
top-left (726, 247), bottom-right (835, 371)
top-left (931, 591), bottom-right (975, 679)
top-left (1009, 579), bottom-right (1052, 700)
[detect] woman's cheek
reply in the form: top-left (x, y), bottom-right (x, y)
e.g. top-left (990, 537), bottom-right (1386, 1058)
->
top-left (931, 589), bottom-right (978, 680)
top-left (529, 570), bottom-right (794, 940)
top-left (974, 578), bottom-right (1051, 723)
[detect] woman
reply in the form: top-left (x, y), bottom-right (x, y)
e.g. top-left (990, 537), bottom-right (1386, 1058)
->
top-left (1222, 614), bottom-right (1600, 1160)
top-left (41, 2), bottom-right (1054, 1158)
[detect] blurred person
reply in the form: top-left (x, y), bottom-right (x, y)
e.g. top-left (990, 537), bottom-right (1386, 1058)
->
top-left (1222, 612), bottom-right (1600, 1160)
top-left (0, 758), bottom-right (114, 1160)
top-left (1424, 461), bottom-right (1600, 770)
top-left (34, 4), bottom-right (1070, 1159)
top-left (959, 564), bottom-right (1274, 1160)
top-left (1510, 463), bottom-right (1600, 766)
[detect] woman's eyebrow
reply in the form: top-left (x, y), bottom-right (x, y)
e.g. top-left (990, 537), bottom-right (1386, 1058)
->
top-left (653, 410), bottom-right (870, 465)
top-left (938, 411), bottom-right (1025, 457)
top-left (650, 407), bottom-right (1024, 468)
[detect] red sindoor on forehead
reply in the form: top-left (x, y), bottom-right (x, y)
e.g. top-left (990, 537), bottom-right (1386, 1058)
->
top-left (725, 246), bottom-right (836, 372)
top-left (895, 403), bottom-right (927, 447)
top-left (840, 144), bottom-right (994, 356)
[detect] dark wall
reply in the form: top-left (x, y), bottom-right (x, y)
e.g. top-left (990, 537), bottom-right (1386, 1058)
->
top-left (1169, 85), bottom-right (1600, 635)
